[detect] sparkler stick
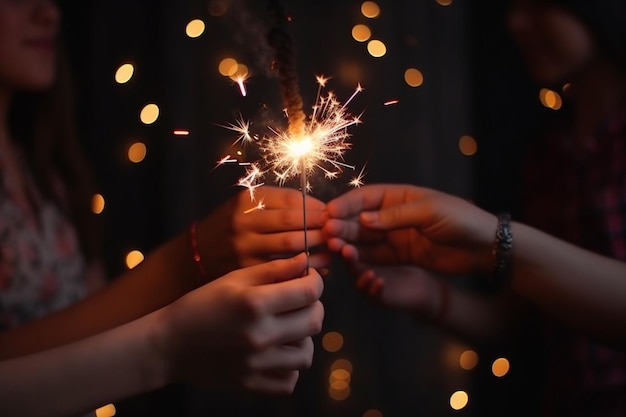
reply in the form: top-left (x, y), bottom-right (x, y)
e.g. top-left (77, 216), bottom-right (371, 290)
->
top-left (217, 1), bottom-right (364, 277)
top-left (300, 160), bottom-right (309, 272)
top-left (268, 0), bottom-right (310, 273)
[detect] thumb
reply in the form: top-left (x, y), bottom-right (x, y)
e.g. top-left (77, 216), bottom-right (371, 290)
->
top-left (359, 202), bottom-right (430, 230)
top-left (234, 253), bottom-right (309, 286)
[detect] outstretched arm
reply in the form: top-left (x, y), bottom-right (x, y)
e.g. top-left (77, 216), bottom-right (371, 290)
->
top-left (0, 255), bottom-right (325, 417)
top-left (0, 186), bottom-right (328, 359)
top-left (325, 183), bottom-right (626, 346)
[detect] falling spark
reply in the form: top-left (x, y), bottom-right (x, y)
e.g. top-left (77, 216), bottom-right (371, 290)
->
top-left (233, 74), bottom-right (248, 96)
top-left (349, 163), bottom-right (367, 188)
top-left (243, 199), bottom-right (265, 214)
top-left (215, 154), bottom-right (238, 168)
top-left (237, 163), bottom-right (264, 201)
top-left (173, 129), bottom-right (190, 135)
top-left (218, 115), bottom-right (253, 146)
top-left (384, 99), bottom-right (399, 106)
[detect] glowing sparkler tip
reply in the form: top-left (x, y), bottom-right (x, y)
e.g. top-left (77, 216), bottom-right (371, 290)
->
top-left (219, 76), bottom-right (363, 202)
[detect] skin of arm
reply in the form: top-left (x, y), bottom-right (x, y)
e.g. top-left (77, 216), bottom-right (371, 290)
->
top-left (0, 186), bottom-right (328, 359)
top-left (0, 254), bottom-right (325, 417)
top-left (325, 183), bottom-right (626, 347)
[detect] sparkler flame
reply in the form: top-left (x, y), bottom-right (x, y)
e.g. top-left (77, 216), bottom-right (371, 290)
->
top-left (259, 80), bottom-right (362, 188)
top-left (218, 77), bottom-right (363, 200)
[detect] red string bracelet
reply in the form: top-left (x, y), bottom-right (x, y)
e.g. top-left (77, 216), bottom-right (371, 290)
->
top-left (189, 221), bottom-right (208, 283)
top-left (433, 279), bottom-right (450, 324)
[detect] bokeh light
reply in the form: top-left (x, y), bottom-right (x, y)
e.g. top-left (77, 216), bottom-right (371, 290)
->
top-left (404, 68), bottom-right (424, 87)
top-left (330, 358), bottom-right (353, 373)
top-left (186, 19), bottom-right (205, 38)
top-left (230, 63), bottom-right (249, 80)
top-left (128, 142), bottom-right (147, 163)
top-left (114, 63), bottom-right (134, 84)
top-left (492, 357), bottom-right (510, 377)
top-left (367, 40), bottom-right (387, 58)
top-left (91, 194), bottom-right (105, 214)
top-left (436, 0), bottom-right (453, 5)
top-left (218, 57), bottom-right (239, 76)
top-left (126, 250), bottom-right (145, 270)
top-left (363, 410), bottom-right (383, 417)
top-left (459, 349), bottom-right (479, 370)
top-left (339, 62), bottom-right (363, 84)
top-left (450, 391), bottom-right (469, 410)
top-left (140, 103), bottom-right (159, 125)
top-left (322, 331), bottom-right (344, 352)
top-left (329, 368), bottom-right (351, 384)
top-left (329, 380), bottom-right (351, 401)
top-left (95, 403), bottom-right (116, 417)
top-left (352, 24), bottom-right (372, 42)
top-left (458, 135), bottom-right (477, 156)
top-left (361, 1), bottom-right (381, 18)
top-left (539, 88), bottom-right (562, 110)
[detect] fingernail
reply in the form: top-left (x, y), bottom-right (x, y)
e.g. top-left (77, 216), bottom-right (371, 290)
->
top-left (361, 211), bottom-right (378, 223)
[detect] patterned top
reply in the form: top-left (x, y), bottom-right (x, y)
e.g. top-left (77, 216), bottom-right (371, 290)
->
top-left (521, 105), bottom-right (626, 417)
top-left (0, 151), bottom-right (87, 331)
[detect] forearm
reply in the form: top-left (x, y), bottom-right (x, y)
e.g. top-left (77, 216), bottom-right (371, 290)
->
top-left (436, 285), bottom-right (527, 347)
top-left (509, 222), bottom-right (626, 346)
top-left (0, 231), bottom-right (199, 359)
top-left (0, 312), bottom-right (168, 417)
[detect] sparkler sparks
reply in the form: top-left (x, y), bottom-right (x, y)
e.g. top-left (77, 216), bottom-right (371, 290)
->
top-left (260, 82), bottom-right (362, 187)
top-left (243, 199), bottom-right (265, 214)
top-left (218, 77), bottom-right (363, 200)
top-left (219, 115), bottom-right (253, 146)
top-left (349, 163), bottom-right (367, 188)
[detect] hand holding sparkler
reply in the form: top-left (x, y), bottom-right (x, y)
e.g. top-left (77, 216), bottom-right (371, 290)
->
top-left (324, 184), bottom-right (496, 276)
top-left (194, 186), bottom-right (330, 281)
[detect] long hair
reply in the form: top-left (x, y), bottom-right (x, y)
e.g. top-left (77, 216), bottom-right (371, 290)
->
top-left (8, 45), bottom-right (102, 261)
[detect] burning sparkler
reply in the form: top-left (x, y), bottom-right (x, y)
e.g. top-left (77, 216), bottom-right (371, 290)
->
top-left (218, 0), bottom-right (364, 273)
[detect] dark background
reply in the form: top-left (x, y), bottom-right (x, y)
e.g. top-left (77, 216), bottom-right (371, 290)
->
top-left (59, 1), bottom-right (554, 416)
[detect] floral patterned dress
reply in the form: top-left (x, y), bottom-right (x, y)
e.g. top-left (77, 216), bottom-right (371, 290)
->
top-left (0, 153), bottom-right (87, 332)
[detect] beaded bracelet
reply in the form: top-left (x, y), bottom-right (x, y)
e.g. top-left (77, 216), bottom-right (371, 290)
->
top-left (189, 221), bottom-right (208, 283)
top-left (490, 212), bottom-right (513, 287)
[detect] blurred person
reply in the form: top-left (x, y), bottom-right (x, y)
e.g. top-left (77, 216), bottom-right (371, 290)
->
top-left (325, 0), bottom-right (626, 415)
top-left (0, 1), bottom-right (328, 411)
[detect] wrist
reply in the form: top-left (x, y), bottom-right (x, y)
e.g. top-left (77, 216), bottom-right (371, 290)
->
top-left (145, 309), bottom-right (177, 389)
